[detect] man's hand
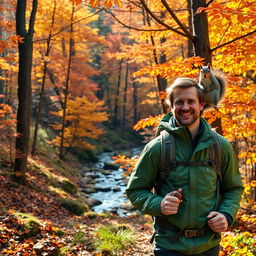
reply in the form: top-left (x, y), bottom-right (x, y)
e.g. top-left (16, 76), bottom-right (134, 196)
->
top-left (160, 188), bottom-right (182, 215)
top-left (207, 211), bottom-right (228, 232)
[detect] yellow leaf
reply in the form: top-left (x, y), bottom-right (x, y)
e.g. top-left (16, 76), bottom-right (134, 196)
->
top-left (115, 0), bottom-right (122, 7)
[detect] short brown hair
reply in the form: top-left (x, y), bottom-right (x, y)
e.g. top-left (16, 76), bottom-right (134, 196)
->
top-left (166, 77), bottom-right (205, 107)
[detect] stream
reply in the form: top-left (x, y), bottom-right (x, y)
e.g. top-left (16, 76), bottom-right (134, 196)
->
top-left (85, 148), bottom-right (140, 216)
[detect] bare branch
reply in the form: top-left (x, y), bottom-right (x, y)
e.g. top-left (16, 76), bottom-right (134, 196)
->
top-left (211, 29), bottom-right (256, 52)
top-left (139, 0), bottom-right (189, 38)
top-left (206, 0), bottom-right (214, 7)
top-left (160, 0), bottom-right (194, 41)
top-left (215, 22), bottom-right (231, 49)
top-left (28, 0), bottom-right (38, 36)
top-left (33, 8), bottom-right (104, 43)
top-left (104, 8), bottom-right (169, 32)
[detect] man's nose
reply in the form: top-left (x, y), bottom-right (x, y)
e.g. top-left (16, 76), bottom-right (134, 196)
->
top-left (182, 102), bottom-right (189, 110)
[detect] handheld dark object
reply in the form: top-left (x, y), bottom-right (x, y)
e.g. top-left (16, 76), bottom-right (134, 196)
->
top-left (170, 190), bottom-right (182, 201)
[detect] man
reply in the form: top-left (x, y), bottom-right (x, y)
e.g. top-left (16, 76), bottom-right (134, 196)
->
top-left (126, 78), bottom-right (243, 256)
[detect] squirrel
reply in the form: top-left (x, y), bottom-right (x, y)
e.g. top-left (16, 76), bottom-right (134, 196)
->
top-left (198, 63), bottom-right (227, 110)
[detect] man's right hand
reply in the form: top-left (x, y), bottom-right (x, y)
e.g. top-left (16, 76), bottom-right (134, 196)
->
top-left (160, 188), bottom-right (182, 215)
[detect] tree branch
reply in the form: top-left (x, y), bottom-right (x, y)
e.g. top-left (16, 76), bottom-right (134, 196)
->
top-left (16, 0), bottom-right (26, 36)
top-left (28, 0), bottom-right (38, 36)
top-left (139, 0), bottom-right (189, 38)
top-left (103, 8), bottom-right (169, 32)
top-left (33, 8), bottom-right (104, 43)
top-left (206, 0), bottom-right (214, 7)
top-left (160, 0), bottom-right (194, 41)
top-left (211, 29), bottom-right (256, 52)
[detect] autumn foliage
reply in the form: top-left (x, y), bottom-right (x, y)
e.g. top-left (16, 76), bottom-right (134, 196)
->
top-left (51, 96), bottom-right (108, 150)
top-left (0, 0), bottom-right (256, 255)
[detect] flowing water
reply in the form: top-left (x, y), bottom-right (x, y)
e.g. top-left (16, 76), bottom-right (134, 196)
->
top-left (87, 148), bottom-right (140, 216)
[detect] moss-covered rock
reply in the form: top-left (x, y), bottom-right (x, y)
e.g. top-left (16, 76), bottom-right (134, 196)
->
top-left (60, 179), bottom-right (77, 195)
top-left (58, 198), bottom-right (89, 216)
top-left (13, 212), bottom-right (41, 238)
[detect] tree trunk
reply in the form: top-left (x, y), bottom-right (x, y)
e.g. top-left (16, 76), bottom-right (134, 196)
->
top-left (159, 36), bottom-right (168, 113)
top-left (132, 76), bottom-right (138, 125)
top-left (31, 0), bottom-right (57, 155)
top-left (59, 3), bottom-right (75, 158)
top-left (14, 0), bottom-right (38, 183)
top-left (0, 3), bottom-right (3, 103)
top-left (0, 11), bottom-right (5, 104)
top-left (0, 66), bottom-right (4, 104)
top-left (113, 59), bottom-right (123, 128)
top-left (121, 62), bottom-right (129, 132)
top-left (145, 10), bottom-right (168, 113)
top-left (190, 0), bottom-right (211, 64)
top-left (190, 0), bottom-right (222, 134)
top-left (187, 0), bottom-right (194, 57)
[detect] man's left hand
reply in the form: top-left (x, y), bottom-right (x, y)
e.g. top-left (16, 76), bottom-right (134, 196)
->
top-left (207, 211), bottom-right (228, 232)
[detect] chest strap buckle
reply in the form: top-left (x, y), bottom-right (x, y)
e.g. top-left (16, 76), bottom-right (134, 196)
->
top-left (184, 229), bottom-right (204, 238)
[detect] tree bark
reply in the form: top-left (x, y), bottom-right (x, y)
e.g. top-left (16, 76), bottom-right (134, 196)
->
top-left (0, 37), bottom-right (4, 104)
top-left (190, 0), bottom-right (211, 64)
top-left (190, 0), bottom-right (222, 134)
top-left (31, 0), bottom-right (57, 155)
top-left (187, 0), bottom-right (194, 57)
top-left (14, 0), bottom-right (38, 183)
top-left (121, 62), bottom-right (129, 132)
top-left (144, 10), bottom-right (168, 113)
top-left (59, 3), bottom-right (75, 158)
top-left (113, 59), bottom-right (123, 128)
top-left (0, 2), bottom-right (5, 104)
top-left (132, 76), bottom-right (138, 125)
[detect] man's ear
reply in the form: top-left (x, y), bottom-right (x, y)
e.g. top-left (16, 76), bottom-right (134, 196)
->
top-left (200, 101), bottom-right (206, 110)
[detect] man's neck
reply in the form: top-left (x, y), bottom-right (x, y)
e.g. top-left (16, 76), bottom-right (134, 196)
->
top-left (175, 118), bottom-right (201, 139)
top-left (189, 124), bottom-right (201, 139)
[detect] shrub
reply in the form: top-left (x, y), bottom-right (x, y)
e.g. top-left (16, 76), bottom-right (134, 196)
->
top-left (94, 224), bottom-right (136, 255)
top-left (72, 230), bottom-right (86, 246)
top-left (220, 231), bottom-right (256, 256)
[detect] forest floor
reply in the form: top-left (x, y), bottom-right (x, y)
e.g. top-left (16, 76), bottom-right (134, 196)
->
top-left (0, 145), bottom-right (255, 255)
top-left (0, 149), bottom-right (154, 256)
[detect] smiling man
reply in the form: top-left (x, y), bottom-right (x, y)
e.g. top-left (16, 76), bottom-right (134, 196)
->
top-left (126, 77), bottom-right (243, 256)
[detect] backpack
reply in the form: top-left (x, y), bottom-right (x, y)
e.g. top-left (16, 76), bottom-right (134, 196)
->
top-left (155, 129), bottom-right (222, 201)
top-left (151, 129), bottom-right (223, 241)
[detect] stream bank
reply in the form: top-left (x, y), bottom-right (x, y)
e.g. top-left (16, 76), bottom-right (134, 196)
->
top-left (81, 148), bottom-right (141, 216)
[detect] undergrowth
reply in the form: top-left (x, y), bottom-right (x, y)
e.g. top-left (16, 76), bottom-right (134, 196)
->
top-left (94, 223), bottom-right (136, 255)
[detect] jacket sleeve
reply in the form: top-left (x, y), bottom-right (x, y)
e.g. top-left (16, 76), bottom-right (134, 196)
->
top-left (126, 138), bottom-right (163, 216)
top-left (218, 136), bottom-right (244, 223)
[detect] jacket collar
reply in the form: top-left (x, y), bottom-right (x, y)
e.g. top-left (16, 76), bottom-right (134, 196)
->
top-left (157, 112), bottom-right (213, 142)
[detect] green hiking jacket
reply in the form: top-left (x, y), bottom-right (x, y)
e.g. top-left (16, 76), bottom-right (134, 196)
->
top-left (126, 113), bottom-right (243, 255)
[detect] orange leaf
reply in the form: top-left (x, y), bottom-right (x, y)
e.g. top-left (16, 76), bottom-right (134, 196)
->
top-left (195, 7), bottom-right (208, 15)
top-left (69, 0), bottom-right (82, 4)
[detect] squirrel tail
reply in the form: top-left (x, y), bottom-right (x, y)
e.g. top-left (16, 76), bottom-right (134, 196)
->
top-left (212, 68), bottom-right (227, 101)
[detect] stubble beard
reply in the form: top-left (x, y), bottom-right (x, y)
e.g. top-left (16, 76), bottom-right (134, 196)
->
top-left (176, 110), bottom-right (200, 127)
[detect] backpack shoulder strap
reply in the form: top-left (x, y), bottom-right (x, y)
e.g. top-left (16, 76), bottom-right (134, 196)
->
top-left (209, 130), bottom-right (222, 182)
top-left (159, 130), bottom-right (175, 181)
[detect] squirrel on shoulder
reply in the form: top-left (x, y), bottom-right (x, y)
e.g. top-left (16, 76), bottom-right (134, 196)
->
top-left (198, 63), bottom-right (227, 110)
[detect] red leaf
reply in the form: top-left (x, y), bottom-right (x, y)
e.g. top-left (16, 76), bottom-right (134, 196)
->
top-left (195, 7), bottom-right (208, 15)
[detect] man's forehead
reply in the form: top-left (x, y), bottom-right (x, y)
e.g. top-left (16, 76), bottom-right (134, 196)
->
top-left (173, 87), bottom-right (198, 99)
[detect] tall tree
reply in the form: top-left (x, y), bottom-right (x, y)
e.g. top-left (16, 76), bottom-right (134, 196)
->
top-left (131, 75), bottom-right (138, 124)
top-left (31, 0), bottom-right (57, 155)
top-left (59, 2), bottom-right (75, 158)
top-left (113, 59), bottom-right (123, 128)
top-left (121, 62), bottom-right (129, 132)
top-left (14, 0), bottom-right (37, 183)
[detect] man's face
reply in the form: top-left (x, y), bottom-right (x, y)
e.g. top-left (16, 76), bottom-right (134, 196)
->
top-left (171, 87), bottom-right (205, 129)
